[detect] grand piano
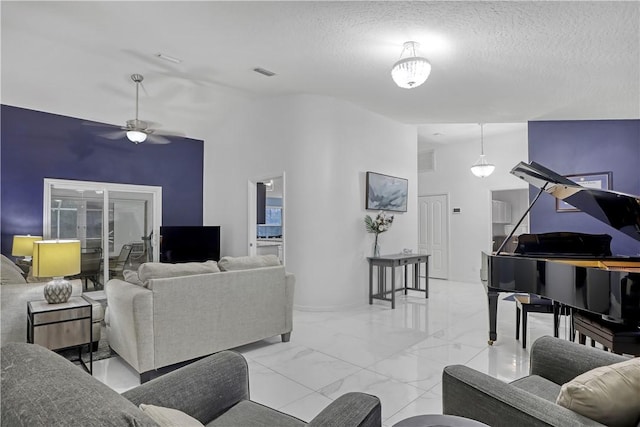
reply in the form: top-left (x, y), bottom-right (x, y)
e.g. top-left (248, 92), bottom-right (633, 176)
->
top-left (483, 161), bottom-right (640, 345)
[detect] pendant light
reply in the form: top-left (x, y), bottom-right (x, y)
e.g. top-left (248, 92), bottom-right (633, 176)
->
top-left (391, 41), bottom-right (431, 89)
top-left (470, 124), bottom-right (495, 178)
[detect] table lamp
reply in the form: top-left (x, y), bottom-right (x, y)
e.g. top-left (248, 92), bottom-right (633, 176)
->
top-left (32, 239), bottom-right (81, 304)
top-left (12, 235), bottom-right (43, 262)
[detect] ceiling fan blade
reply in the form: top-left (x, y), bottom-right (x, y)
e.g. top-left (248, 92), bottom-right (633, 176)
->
top-left (99, 130), bottom-right (127, 140)
top-left (145, 133), bottom-right (171, 145)
top-left (152, 128), bottom-right (186, 137)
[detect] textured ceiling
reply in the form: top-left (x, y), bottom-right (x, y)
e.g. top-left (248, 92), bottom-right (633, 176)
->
top-left (1, 1), bottom-right (638, 140)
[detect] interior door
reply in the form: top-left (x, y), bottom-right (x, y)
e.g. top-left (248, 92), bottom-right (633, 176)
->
top-left (418, 194), bottom-right (449, 279)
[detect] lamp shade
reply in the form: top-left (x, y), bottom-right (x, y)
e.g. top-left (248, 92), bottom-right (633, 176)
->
top-left (12, 235), bottom-right (43, 257)
top-left (32, 240), bottom-right (81, 278)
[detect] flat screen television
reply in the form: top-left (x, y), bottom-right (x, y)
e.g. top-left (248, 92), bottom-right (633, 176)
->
top-left (160, 226), bottom-right (221, 263)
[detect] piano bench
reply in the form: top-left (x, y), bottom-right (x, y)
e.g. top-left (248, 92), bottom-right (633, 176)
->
top-left (573, 311), bottom-right (640, 356)
top-left (515, 295), bottom-right (571, 349)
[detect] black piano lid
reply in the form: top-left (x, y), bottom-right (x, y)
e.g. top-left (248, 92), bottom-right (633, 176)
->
top-left (511, 161), bottom-right (640, 243)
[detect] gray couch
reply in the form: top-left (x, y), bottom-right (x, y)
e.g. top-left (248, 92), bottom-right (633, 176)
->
top-left (1, 342), bottom-right (381, 426)
top-left (105, 258), bottom-right (294, 382)
top-left (442, 335), bottom-right (633, 427)
top-left (0, 254), bottom-right (104, 347)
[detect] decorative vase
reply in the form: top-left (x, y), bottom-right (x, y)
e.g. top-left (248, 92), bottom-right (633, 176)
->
top-left (43, 278), bottom-right (72, 304)
top-left (372, 236), bottom-right (380, 257)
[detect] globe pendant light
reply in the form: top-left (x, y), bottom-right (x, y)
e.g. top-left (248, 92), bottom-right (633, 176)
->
top-left (391, 41), bottom-right (431, 89)
top-left (126, 130), bottom-right (147, 143)
top-left (470, 124), bottom-right (495, 178)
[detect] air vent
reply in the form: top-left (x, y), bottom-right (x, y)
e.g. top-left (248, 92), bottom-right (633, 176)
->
top-left (418, 149), bottom-right (435, 172)
top-left (253, 67), bottom-right (276, 77)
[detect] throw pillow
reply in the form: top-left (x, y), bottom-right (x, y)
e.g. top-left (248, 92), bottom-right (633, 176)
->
top-left (137, 260), bottom-right (220, 288)
top-left (123, 269), bottom-right (144, 287)
top-left (556, 357), bottom-right (640, 427)
top-left (218, 254), bottom-right (281, 271)
top-left (0, 255), bottom-right (27, 285)
top-left (139, 404), bottom-right (204, 427)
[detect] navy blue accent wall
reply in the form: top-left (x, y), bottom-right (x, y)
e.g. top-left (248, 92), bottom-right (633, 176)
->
top-left (528, 119), bottom-right (640, 255)
top-left (1, 105), bottom-right (204, 256)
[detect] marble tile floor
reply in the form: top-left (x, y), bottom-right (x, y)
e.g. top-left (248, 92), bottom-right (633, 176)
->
top-left (93, 279), bottom-right (577, 426)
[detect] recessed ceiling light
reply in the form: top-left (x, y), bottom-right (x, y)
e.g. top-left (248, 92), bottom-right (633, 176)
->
top-left (154, 53), bottom-right (182, 64)
top-left (253, 67), bottom-right (276, 77)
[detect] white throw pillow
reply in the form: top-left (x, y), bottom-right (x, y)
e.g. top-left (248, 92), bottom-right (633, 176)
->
top-left (217, 254), bottom-right (280, 271)
top-left (556, 357), bottom-right (640, 427)
top-left (139, 404), bottom-right (204, 427)
top-left (123, 269), bottom-right (144, 287)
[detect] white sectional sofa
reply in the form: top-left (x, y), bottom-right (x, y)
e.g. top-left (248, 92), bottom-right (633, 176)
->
top-left (105, 255), bottom-right (295, 382)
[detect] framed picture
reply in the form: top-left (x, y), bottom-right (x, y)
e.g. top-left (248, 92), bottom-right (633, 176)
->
top-left (366, 171), bottom-right (408, 212)
top-left (556, 172), bottom-right (612, 212)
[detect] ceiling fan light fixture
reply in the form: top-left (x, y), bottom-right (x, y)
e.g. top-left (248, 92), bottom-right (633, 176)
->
top-left (126, 130), bottom-right (147, 144)
top-left (391, 41), bottom-right (431, 89)
top-left (470, 124), bottom-right (495, 178)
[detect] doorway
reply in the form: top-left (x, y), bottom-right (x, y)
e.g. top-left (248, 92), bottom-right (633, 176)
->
top-left (248, 173), bottom-right (285, 265)
top-left (491, 189), bottom-right (529, 253)
top-left (43, 179), bottom-right (162, 287)
top-left (418, 194), bottom-right (449, 279)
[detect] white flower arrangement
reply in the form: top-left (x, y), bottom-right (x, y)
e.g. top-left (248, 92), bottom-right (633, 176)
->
top-left (364, 211), bottom-right (394, 256)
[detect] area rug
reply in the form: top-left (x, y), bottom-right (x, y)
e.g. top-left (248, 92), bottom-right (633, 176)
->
top-left (59, 323), bottom-right (111, 364)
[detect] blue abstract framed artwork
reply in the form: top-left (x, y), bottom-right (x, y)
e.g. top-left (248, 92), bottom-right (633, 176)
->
top-left (366, 171), bottom-right (408, 212)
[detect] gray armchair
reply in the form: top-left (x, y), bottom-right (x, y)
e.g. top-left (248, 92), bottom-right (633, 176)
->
top-left (1, 342), bottom-right (381, 427)
top-left (442, 335), bottom-right (630, 427)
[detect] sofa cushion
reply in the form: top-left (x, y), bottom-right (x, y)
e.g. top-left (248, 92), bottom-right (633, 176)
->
top-left (123, 269), bottom-right (145, 286)
top-left (138, 261), bottom-right (220, 288)
top-left (510, 374), bottom-right (562, 403)
top-left (207, 400), bottom-right (305, 427)
top-left (1, 342), bottom-right (158, 426)
top-left (140, 404), bottom-right (204, 427)
top-left (556, 357), bottom-right (640, 427)
top-left (0, 255), bottom-right (26, 285)
top-left (217, 255), bottom-right (280, 271)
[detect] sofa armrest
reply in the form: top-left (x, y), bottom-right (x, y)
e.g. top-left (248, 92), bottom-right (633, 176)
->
top-left (442, 365), bottom-right (604, 427)
top-left (530, 335), bottom-right (629, 384)
top-left (105, 279), bottom-right (154, 373)
top-left (123, 350), bottom-right (249, 425)
top-left (307, 392), bottom-right (381, 427)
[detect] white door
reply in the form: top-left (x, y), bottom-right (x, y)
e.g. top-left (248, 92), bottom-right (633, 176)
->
top-left (418, 195), bottom-right (449, 279)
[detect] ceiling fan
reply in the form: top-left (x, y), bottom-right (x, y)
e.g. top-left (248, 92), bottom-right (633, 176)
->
top-left (87, 74), bottom-right (183, 145)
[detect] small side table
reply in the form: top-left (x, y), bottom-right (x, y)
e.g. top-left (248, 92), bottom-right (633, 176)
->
top-left (27, 296), bottom-right (93, 374)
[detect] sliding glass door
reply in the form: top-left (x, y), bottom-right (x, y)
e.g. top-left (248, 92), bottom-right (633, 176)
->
top-left (44, 179), bottom-right (161, 288)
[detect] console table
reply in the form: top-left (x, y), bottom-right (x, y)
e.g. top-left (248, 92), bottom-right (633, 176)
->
top-left (367, 253), bottom-right (430, 309)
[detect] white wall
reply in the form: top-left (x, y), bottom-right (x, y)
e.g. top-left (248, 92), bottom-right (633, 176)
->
top-left (418, 124), bottom-right (528, 283)
top-left (203, 94), bottom-right (418, 310)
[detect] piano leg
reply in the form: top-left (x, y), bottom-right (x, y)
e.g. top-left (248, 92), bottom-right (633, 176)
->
top-left (487, 289), bottom-right (499, 345)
